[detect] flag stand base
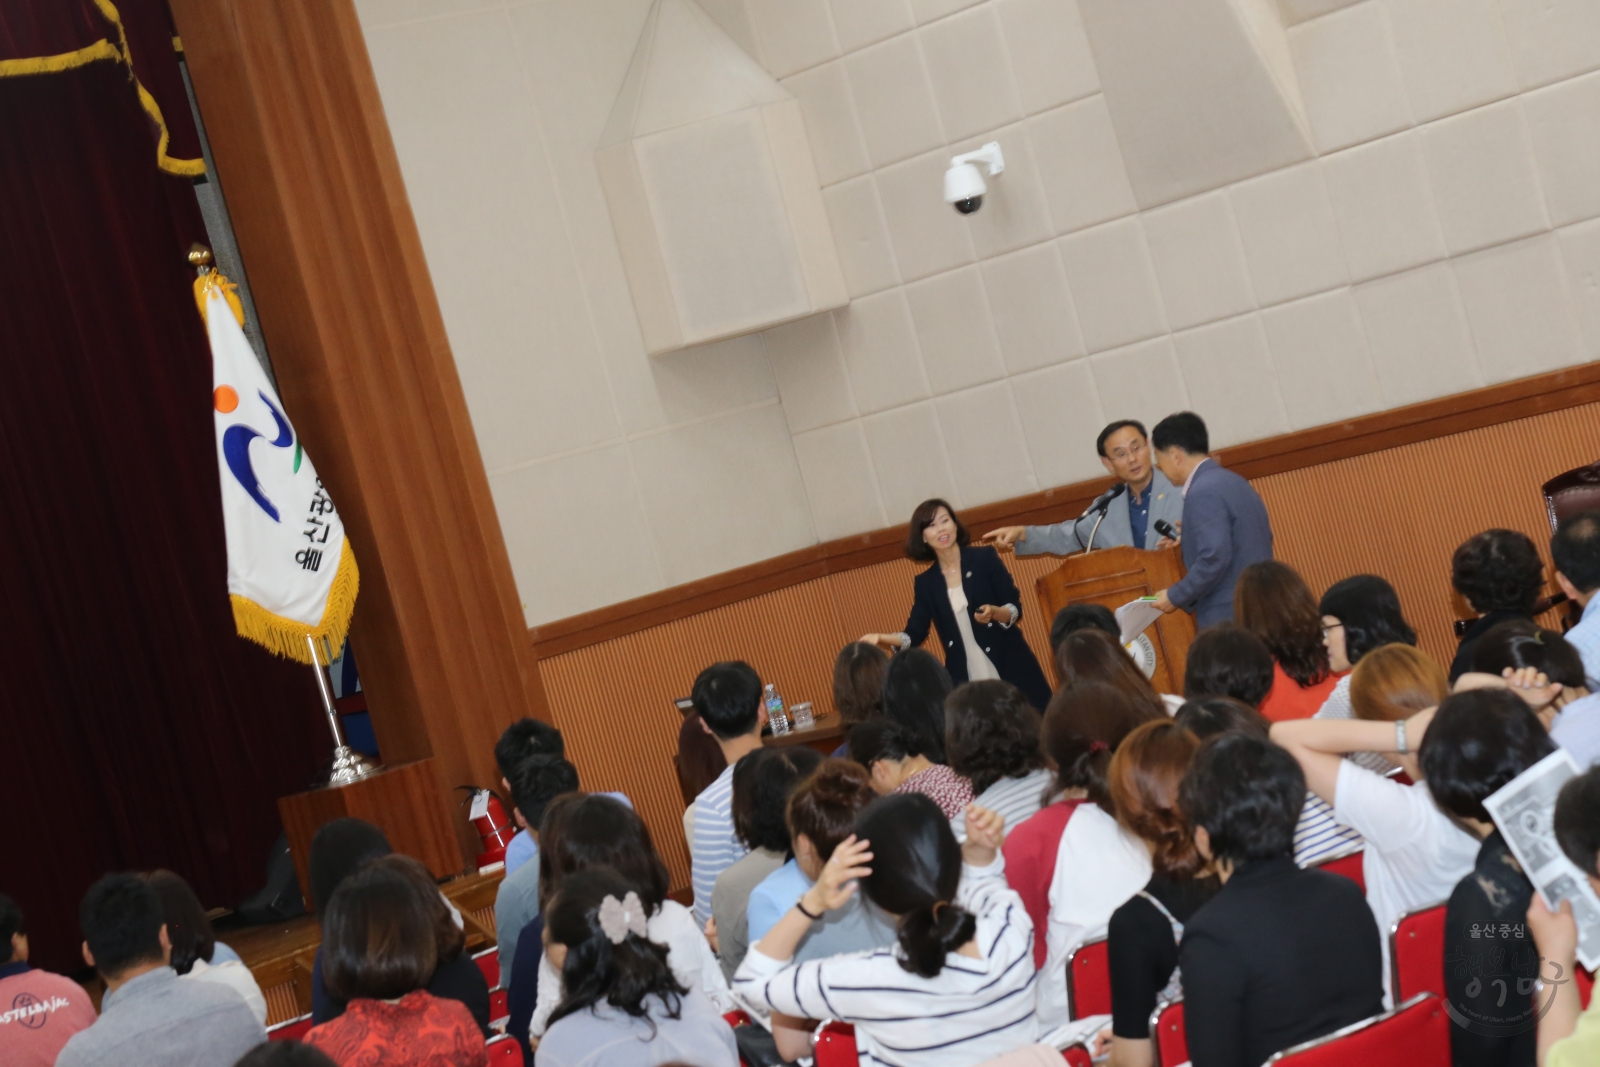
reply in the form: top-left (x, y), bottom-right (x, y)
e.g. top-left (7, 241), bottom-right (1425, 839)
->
top-left (328, 744), bottom-right (378, 786)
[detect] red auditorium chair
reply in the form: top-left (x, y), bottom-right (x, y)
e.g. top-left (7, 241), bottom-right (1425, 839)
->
top-left (1149, 995), bottom-right (1186, 1067)
top-left (814, 1021), bottom-right (858, 1067)
top-left (1263, 993), bottom-right (1449, 1067)
top-left (1390, 902), bottom-right (1447, 1002)
top-left (1580, 966), bottom-right (1595, 1008)
top-left (1315, 851), bottom-right (1365, 891)
top-left (266, 1013), bottom-right (314, 1042)
top-left (486, 1033), bottom-right (523, 1066)
top-left (473, 946), bottom-right (500, 991)
top-left (473, 947), bottom-right (509, 1028)
top-left (1066, 936), bottom-right (1112, 1019)
top-left (1061, 1043), bottom-right (1094, 1067)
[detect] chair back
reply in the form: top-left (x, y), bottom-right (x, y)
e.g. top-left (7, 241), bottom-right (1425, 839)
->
top-left (486, 1034), bottom-right (523, 1067)
top-left (1390, 902), bottom-right (1447, 1002)
top-left (266, 1013), bottom-right (314, 1042)
top-left (1315, 851), bottom-right (1365, 891)
top-left (473, 946), bottom-right (500, 990)
top-left (1149, 996), bottom-right (1186, 1067)
top-left (1264, 993), bottom-right (1449, 1067)
top-left (1544, 462), bottom-right (1600, 530)
top-left (814, 1021), bottom-right (857, 1067)
top-left (1066, 936), bottom-right (1111, 1019)
top-left (1579, 965), bottom-right (1594, 1009)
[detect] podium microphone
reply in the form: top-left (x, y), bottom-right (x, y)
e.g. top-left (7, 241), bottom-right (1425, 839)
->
top-left (1082, 483), bottom-right (1128, 553)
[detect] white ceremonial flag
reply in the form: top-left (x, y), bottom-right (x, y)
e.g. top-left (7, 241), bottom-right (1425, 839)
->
top-left (198, 272), bottom-right (358, 664)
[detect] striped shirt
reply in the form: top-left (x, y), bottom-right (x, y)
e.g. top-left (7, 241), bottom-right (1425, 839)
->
top-left (691, 764), bottom-right (745, 928)
top-left (733, 857), bottom-right (1039, 1067)
top-left (1313, 675), bottom-right (1398, 776)
top-left (950, 769), bottom-right (1053, 842)
top-left (1293, 791), bottom-right (1364, 867)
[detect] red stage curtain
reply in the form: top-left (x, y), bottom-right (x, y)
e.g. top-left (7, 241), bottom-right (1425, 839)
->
top-left (0, 4), bottom-right (329, 973)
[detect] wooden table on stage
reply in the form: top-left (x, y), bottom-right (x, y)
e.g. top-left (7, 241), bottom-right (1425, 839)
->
top-left (763, 716), bottom-right (845, 757)
top-left (278, 758), bottom-right (461, 908)
top-left (1034, 544), bottom-right (1196, 695)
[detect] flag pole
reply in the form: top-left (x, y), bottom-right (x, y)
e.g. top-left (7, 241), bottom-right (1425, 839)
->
top-left (307, 634), bottom-right (378, 786)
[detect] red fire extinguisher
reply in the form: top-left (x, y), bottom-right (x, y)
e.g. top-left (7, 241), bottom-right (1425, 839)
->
top-left (458, 786), bottom-right (518, 870)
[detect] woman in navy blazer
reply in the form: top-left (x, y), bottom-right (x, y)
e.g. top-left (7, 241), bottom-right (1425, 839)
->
top-left (863, 499), bottom-right (1053, 711)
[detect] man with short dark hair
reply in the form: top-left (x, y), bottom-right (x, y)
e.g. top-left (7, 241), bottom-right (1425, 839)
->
top-left (1149, 412), bottom-right (1273, 627)
top-left (689, 661), bottom-right (767, 928)
top-left (1553, 510), bottom-right (1600, 690)
top-left (0, 892), bottom-right (95, 1067)
top-left (987, 419), bottom-right (1183, 555)
top-left (57, 874), bottom-right (264, 1067)
top-left (494, 752), bottom-right (581, 982)
top-left (494, 718), bottom-right (565, 875)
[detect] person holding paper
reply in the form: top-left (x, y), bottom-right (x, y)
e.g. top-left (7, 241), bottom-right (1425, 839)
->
top-left (1420, 689), bottom-right (1556, 1067)
top-left (1528, 766), bottom-right (1600, 1067)
top-left (985, 420), bottom-right (1183, 556)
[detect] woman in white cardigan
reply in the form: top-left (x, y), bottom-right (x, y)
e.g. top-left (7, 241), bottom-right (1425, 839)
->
top-left (528, 794), bottom-right (731, 1045)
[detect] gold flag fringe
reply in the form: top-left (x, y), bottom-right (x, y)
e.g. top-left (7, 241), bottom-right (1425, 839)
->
top-left (0, 0), bottom-right (205, 177)
top-left (194, 271), bottom-right (245, 327)
top-left (231, 537), bottom-right (360, 665)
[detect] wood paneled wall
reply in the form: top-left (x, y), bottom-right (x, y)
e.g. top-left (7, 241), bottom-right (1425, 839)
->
top-left (539, 402), bottom-right (1600, 892)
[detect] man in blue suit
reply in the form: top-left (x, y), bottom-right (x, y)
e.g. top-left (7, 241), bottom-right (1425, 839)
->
top-left (1149, 412), bottom-right (1273, 627)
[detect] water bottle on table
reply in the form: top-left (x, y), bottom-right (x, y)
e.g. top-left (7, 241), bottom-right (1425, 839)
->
top-left (764, 683), bottom-right (790, 735)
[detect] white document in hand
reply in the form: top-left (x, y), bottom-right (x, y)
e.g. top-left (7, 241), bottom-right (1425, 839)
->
top-left (1116, 597), bottom-right (1164, 646)
top-left (1485, 748), bottom-right (1600, 971)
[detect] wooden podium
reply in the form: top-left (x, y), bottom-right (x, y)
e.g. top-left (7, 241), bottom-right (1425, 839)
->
top-left (278, 758), bottom-right (462, 906)
top-left (1035, 545), bottom-right (1196, 695)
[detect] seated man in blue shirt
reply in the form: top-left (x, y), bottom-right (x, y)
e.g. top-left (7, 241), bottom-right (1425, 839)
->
top-left (494, 752), bottom-right (579, 986)
top-left (57, 875), bottom-right (264, 1067)
top-left (494, 718), bottom-right (566, 876)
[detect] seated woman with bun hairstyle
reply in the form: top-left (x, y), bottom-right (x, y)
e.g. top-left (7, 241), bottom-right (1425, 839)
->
top-left (734, 795), bottom-right (1038, 1067)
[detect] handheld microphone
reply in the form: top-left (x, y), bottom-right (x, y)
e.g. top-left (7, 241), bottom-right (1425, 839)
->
top-left (1154, 519), bottom-right (1178, 541)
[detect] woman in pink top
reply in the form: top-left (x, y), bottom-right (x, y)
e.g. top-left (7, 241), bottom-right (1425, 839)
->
top-left (848, 718), bottom-right (973, 818)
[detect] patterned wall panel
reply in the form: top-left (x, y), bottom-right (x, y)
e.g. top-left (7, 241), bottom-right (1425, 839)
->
top-left (540, 403), bottom-right (1600, 894)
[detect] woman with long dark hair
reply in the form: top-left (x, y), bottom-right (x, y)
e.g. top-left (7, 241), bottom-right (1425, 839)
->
top-left (1234, 561), bottom-right (1337, 721)
top-left (536, 869), bottom-right (737, 1067)
top-left (529, 795), bottom-right (732, 1042)
top-left (733, 795), bottom-right (1038, 1066)
top-left (862, 499), bottom-right (1051, 710)
top-left (880, 647), bottom-right (954, 763)
top-left (1054, 629), bottom-right (1174, 719)
top-left (145, 870), bottom-right (267, 1025)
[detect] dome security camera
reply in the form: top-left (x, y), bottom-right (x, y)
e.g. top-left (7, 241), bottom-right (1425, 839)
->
top-left (944, 142), bottom-right (1005, 215)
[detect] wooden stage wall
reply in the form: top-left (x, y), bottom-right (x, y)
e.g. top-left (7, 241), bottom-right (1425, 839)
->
top-left (536, 401), bottom-right (1600, 894)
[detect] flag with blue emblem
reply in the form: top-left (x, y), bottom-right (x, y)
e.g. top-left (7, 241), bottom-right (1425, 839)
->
top-left (197, 271), bottom-right (358, 664)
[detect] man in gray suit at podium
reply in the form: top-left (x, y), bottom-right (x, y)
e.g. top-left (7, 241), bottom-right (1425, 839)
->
top-left (986, 420), bottom-right (1185, 556)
